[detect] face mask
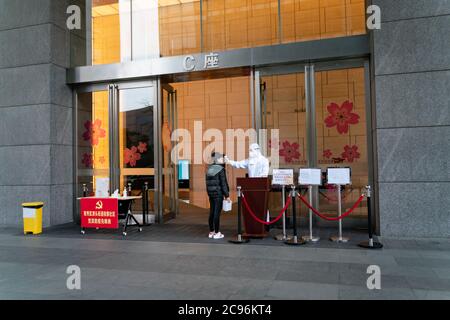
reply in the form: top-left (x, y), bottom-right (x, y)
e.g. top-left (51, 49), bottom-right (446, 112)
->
top-left (249, 148), bottom-right (260, 159)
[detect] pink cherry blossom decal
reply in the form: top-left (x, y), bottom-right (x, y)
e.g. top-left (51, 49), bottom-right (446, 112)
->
top-left (341, 145), bottom-right (360, 163)
top-left (324, 100), bottom-right (359, 134)
top-left (81, 153), bottom-right (93, 168)
top-left (137, 142), bottom-right (148, 154)
top-left (83, 119), bottom-right (106, 146)
top-left (124, 146), bottom-right (141, 167)
top-left (323, 149), bottom-right (332, 159)
top-left (279, 141), bottom-right (301, 163)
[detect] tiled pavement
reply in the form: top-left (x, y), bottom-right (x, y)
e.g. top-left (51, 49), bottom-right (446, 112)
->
top-left (0, 213), bottom-right (450, 300)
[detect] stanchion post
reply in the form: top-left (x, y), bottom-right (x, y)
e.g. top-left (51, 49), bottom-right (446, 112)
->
top-left (330, 185), bottom-right (349, 243)
top-left (285, 185), bottom-right (306, 246)
top-left (142, 182), bottom-right (148, 225)
top-left (302, 185), bottom-right (320, 242)
top-left (274, 185), bottom-right (292, 241)
top-left (229, 186), bottom-right (250, 244)
top-left (358, 185), bottom-right (383, 249)
top-left (82, 184), bottom-right (88, 198)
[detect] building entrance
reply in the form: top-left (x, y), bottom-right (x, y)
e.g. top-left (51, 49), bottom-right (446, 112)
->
top-left (75, 61), bottom-right (373, 230)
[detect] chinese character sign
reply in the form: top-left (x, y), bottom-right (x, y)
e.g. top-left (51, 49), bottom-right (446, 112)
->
top-left (80, 198), bottom-right (119, 229)
top-left (204, 53), bottom-right (219, 69)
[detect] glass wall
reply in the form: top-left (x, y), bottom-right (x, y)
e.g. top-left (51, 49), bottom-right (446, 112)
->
top-left (202, 0), bottom-right (279, 52)
top-left (281, 0), bottom-right (366, 43)
top-left (159, 0), bottom-right (201, 57)
top-left (90, 0), bottom-right (366, 65)
top-left (91, 0), bottom-right (160, 65)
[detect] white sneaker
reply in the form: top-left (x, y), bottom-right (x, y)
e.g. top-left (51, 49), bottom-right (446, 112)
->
top-left (208, 232), bottom-right (215, 239)
top-left (213, 232), bottom-right (224, 240)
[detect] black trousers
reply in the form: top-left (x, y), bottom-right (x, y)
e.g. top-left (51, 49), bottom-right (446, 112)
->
top-left (208, 197), bottom-right (223, 233)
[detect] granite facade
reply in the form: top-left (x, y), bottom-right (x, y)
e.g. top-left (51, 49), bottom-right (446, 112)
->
top-left (373, 0), bottom-right (450, 237)
top-left (0, 0), bottom-right (81, 227)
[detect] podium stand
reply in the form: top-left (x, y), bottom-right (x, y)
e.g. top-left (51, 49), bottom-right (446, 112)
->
top-left (237, 177), bottom-right (270, 238)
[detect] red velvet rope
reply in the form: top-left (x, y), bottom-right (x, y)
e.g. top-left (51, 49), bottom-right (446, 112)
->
top-left (241, 193), bottom-right (292, 226)
top-left (298, 193), bottom-right (365, 221)
top-left (319, 189), bottom-right (351, 203)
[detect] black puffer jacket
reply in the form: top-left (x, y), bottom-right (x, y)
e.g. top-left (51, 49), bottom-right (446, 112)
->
top-left (205, 164), bottom-right (230, 199)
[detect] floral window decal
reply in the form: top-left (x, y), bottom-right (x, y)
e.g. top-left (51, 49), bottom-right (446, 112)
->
top-left (324, 100), bottom-right (359, 134)
top-left (279, 141), bottom-right (301, 163)
top-left (81, 153), bottom-right (93, 168)
top-left (83, 119), bottom-right (106, 146)
top-left (124, 142), bottom-right (148, 167)
top-left (323, 149), bottom-right (333, 159)
top-left (341, 145), bottom-right (360, 163)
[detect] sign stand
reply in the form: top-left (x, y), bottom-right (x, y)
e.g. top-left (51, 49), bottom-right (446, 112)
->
top-left (274, 185), bottom-right (292, 241)
top-left (330, 185), bottom-right (349, 243)
top-left (302, 185), bottom-right (320, 242)
top-left (272, 169), bottom-right (294, 241)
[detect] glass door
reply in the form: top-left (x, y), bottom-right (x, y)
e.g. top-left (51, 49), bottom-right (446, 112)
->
top-left (75, 85), bottom-right (112, 223)
top-left (158, 83), bottom-right (178, 222)
top-left (314, 66), bottom-right (369, 221)
top-left (255, 66), bottom-right (308, 216)
top-left (117, 82), bottom-right (157, 220)
top-left (254, 62), bottom-right (372, 225)
top-left (76, 81), bottom-right (158, 223)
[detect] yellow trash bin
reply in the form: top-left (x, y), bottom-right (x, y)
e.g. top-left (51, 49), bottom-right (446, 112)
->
top-left (22, 202), bottom-right (44, 235)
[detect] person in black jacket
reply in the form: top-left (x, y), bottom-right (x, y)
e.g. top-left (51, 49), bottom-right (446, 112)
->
top-left (206, 152), bottom-right (230, 239)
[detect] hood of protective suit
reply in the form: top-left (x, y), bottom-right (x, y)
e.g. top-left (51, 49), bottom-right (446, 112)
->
top-left (249, 143), bottom-right (262, 160)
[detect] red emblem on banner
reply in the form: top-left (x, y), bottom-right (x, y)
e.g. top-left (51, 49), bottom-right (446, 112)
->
top-left (80, 198), bottom-right (119, 229)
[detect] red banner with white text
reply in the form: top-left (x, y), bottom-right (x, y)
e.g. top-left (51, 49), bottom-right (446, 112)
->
top-left (80, 198), bottom-right (119, 229)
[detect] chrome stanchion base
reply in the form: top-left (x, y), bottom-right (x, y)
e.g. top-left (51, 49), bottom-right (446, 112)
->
top-left (284, 236), bottom-right (306, 246)
top-left (358, 239), bottom-right (383, 249)
top-left (229, 234), bottom-right (250, 244)
top-left (330, 236), bottom-right (349, 243)
top-left (274, 234), bottom-right (293, 241)
top-left (302, 235), bottom-right (320, 242)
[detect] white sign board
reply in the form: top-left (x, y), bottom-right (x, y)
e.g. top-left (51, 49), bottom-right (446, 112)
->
top-left (299, 168), bottom-right (322, 186)
top-left (272, 169), bottom-right (294, 186)
top-left (95, 177), bottom-right (110, 197)
top-left (327, 168), bottom-right (351, 185)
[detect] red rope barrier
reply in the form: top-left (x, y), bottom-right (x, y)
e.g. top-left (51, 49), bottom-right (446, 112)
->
top-left (298, 194), bottom-right (365, 221)
top-left (319, 189), bottom-right (352, 203)
top-left (241, 194), bottom-right (292, 226)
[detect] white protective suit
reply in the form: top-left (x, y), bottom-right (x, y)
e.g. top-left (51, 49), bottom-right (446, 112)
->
top-left (226, 143), bottom-right (270, 178)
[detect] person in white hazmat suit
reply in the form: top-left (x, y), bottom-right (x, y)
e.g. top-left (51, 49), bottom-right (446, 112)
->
top-left (225, 143), bottom-right (270, 177)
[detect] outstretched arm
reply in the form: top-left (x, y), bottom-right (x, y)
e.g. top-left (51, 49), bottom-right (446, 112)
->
top-left (225, 157), bottom-right (249, 169)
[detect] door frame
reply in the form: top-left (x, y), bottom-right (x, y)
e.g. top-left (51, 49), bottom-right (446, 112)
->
top-left (73, 79), bottom-right (158, 222)
top-left (155, 80), bottom-right (179, 223)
